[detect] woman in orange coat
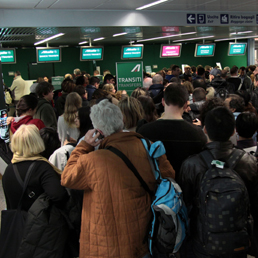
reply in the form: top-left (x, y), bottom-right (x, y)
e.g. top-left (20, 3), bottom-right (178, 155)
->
top-left (61, 99), bottom-right (175, 258)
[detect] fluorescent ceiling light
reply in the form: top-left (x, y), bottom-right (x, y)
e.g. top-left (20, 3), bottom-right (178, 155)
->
top-left (34, 33), bottom-right (64, 46)
top-left (136, 0), bottom-right (169, 10)
top-left (79, 41), bottom-right (88, 45)
top-left (129, 41), bottom-right (135, 44)
top-left (215, 35), bottom-right (258, 42)
top-left (137, 32), bottom-right (196, 42)
top-left (230, 31), bottom-right (253, 35)
top-left (173, 35), bottom-right (214, 42)
top-left (93, 37), bottom-right (105, 41)
top-left (113, 32), bottom-right (127, 37)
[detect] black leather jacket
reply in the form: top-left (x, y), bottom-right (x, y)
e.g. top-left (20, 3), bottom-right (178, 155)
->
top-left (178, 141), bottom-right (258, 241)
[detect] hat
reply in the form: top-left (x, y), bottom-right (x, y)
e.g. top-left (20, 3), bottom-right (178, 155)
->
top-left (210, 68), bottom-right (222, 76)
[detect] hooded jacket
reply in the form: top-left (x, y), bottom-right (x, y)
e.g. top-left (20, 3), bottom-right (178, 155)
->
top-left (34, 98), bottom-right (57, 130)
top-left (10, 115), bottom-right (45, 133)
top-left (61, 131), bottom-right (174, 258)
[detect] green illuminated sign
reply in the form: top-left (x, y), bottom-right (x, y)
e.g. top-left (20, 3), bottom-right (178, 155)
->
top-left (196, 44), bottom-right (215, 56)
top-left (116, 62), bottom-right (143, 95)
top-left (229, 43), bottom-right (246, 55)
top-left (81, 48), bottom-right (103, 60)
top-left (0, 49), bottom-right (15, 63)
top-left (122, 46), bottom-right (143, 59)
top-left (37, 48), bottom-right (61, 62)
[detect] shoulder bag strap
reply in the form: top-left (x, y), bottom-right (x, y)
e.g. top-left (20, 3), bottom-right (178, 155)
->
top-left (199, 149), bottom-right (214, 169)
top-left (13, 162), bottom-right (37, 209)
top-left (106, 146), bottom-right (153, 196)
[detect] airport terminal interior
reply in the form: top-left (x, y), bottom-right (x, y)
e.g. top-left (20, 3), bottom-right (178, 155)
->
top-left (0, 0), bottom-right (258, 257)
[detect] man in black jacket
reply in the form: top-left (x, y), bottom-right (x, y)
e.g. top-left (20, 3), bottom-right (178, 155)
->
top-left (179, 107), bottom-right (258, 258)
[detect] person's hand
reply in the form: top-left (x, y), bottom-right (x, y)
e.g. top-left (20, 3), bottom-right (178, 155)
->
top-left (84, 129), bottom-right (103, 147)
top-left (7, 116), bottom-right (14, 125)
top-left (193, 119), bottom-right (201, 126)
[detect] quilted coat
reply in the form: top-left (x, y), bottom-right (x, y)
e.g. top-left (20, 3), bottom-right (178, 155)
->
top-left (61, 131), bottom-right (175, 258)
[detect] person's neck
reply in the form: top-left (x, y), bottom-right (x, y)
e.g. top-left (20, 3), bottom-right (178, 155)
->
top-left (161, 106), bottom-right (183, 120)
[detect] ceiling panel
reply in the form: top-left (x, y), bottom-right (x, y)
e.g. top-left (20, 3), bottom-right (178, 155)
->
top-left (0, 0), bottom-right (258, 11)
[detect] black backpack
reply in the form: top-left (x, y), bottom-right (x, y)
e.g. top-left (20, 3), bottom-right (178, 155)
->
top-left (215, 87), bottom-right (229, 100)
top-left (199, 149), bottom-right (252, 256)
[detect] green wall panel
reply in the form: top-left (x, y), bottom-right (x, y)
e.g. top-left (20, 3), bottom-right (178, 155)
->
top-left (1, 42), bottom-right (248, 87)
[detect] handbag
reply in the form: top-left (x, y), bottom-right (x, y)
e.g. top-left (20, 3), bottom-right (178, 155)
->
top-left (0, 162), bottom-right (36, 258)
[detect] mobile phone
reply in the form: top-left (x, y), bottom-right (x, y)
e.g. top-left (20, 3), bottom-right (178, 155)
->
top-left (66, 131), bottom-right (70, 141)
top-left (0, 109), bottom-right (9, 143)
top-left (95, 129), bottom-right (104, 140)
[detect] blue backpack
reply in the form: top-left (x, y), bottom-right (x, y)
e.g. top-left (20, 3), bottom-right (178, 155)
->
top-left (141, 139), bottom-right (188, 255)
top-left (106, 138), bottom-right (188, 256)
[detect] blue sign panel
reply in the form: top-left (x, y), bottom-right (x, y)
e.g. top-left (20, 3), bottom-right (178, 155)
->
top-left (187, 14), bottom-right (196, 24)
top-left (220, 14), bottom-right (229, 24)
top-left (197, 14), bottom-right (206, 24)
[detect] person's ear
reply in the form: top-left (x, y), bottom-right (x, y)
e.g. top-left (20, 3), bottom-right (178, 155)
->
top-left (162, 98), bottom-right (165, 107)
top-left (183, 102), bottom-right (187, 110)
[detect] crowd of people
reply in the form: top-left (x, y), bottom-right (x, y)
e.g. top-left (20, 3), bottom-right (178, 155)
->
top-left (1, 64), bottom-right (258, 258)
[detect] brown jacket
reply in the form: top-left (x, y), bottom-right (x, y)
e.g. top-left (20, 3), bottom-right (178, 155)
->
top-left (61, 131), bottom-right (174, 258)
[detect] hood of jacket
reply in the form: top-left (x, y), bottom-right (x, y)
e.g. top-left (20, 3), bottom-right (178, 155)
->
top-left (11, 115), bottom-right (33, 133)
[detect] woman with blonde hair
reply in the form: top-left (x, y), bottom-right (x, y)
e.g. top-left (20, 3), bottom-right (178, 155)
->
top-left (1, 124), bottom-right (68, 257)
top-left (102, 83), bottom-right (119, 105)
top-left (57, 92), bottom-right (82, 145)
top-left (118, 96), bottom-right (144, 131)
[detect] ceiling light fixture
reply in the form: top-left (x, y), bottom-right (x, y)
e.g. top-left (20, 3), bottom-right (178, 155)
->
top-left (137, 32), bottom-right (196, 42)
top-left (215, 35), bottom-right (258, 42)
top-left (173, 35), bottom-right (215, 42)
top-left (93, 37), bottom-right (105, 41)
top-left (79, 41), bottom-right (88, 45)
top-left (34, 33), bottom-right (64, 46)
top-left (230, 31), bottom-right (253, 35)
top-left (136, 0), bottom-right (169, 10)
top-left (113, 32), bottom-right (127, 37)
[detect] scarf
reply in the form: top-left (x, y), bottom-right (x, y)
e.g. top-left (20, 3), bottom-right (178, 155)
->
top-left (11, 154), bottom-right (62, 175)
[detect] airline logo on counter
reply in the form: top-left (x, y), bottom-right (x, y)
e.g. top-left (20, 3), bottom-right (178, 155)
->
top-left (116, 62), bottom-right (143, 95)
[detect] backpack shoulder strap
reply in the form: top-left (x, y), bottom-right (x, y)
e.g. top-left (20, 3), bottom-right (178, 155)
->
top-left (13, 162), bottom-right (37, 209)
top-left (200, 148), bottom-right (245, 170)
top-left (106, 146), bottom-right (153, 196)
top-left (199, 149), bottom-right (214, 169)
top-left (226, 149), bottom-right (245, 170)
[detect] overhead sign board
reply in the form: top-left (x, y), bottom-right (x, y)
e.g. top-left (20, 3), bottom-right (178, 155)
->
top-left (116, 62), bottom-right (143, 95)
top-left (37, 48), bottom-right (61, 63)
top-left (186, 13), bottom-right (257, 25)
top-left (160, 44), bottom-right (181, 58)
top-left (80, 47), bottom-right (103, 61)
top-left (228, 43), bottom-right (247, 56)
top-left (0, 49), bottom-right (16, 64)
top-left (195, 44), bottom-right (215, 57)
top-left (121, 45), bottom-right (143, 59)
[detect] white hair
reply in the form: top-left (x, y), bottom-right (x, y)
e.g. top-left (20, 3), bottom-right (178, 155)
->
top-left (90, 99), bottom-right (124, 136)
top-left (152, 74), bottom-right (163, 84)
top-left (73, 68), bottom-right (81, 76)
top-left (143, 77), bottom-right (153, 90)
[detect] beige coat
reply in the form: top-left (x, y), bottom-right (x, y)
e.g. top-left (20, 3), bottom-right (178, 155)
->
top-left (10, 75), bottom-right (25, 101)
top-left (61, 131), bottom-right (174, 258)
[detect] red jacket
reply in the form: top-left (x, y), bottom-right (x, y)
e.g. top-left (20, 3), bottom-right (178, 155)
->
top-left (10, 115), bottom-right (45, 133)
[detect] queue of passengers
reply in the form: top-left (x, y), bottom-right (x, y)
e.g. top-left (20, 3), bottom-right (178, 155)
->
top-left (1, 64), bottom-right (258, 258)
